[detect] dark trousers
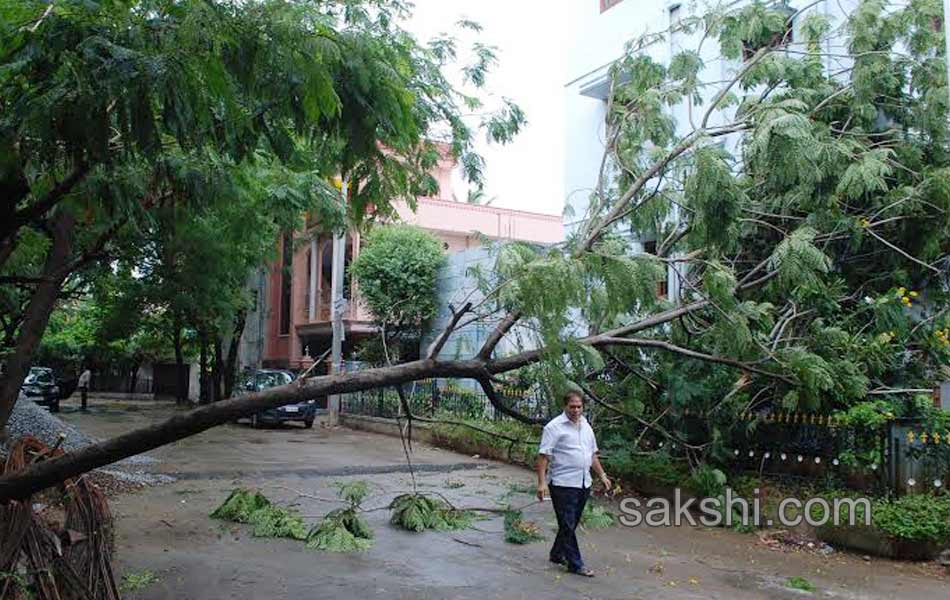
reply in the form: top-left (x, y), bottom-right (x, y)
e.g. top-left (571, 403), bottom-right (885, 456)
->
top-left (80, 386), bottom-right (88, 410)
top-left (548, 484), bottom-right (590, 572)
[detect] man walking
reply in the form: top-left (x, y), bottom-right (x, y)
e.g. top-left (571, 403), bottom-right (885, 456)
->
top-left (536, 390), bottom-right (611, 577)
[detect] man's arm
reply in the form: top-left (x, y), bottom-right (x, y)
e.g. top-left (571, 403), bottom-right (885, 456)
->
top-left (536, 454), bottom-right (550, 501)
top-left (591, 452), bottom-right (611, 490)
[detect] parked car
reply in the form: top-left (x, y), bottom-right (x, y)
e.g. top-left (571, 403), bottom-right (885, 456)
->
top-left (21, 367), bottom-right (61, 412)
top-left (240, 369), bottom-right (317, 428)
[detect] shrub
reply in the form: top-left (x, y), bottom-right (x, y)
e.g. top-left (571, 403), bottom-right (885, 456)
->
top-left (873, 494), bottom-right (950, 543)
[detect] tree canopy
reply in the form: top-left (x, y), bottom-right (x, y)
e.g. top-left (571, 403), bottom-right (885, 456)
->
top-left (0, 0), bottom-right (524, 427)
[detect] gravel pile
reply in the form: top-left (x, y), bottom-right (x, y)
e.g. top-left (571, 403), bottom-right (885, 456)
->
top-left (5, 399), bottom-right (96, 451)
top-left (2, 399), bottom-right (170, 487)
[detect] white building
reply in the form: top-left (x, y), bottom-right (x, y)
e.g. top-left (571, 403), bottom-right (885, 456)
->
top-left (563, 0), bottom-right (860, 298)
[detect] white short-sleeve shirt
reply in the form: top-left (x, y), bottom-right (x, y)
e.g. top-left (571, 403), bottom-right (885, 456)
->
top-left (538, 412), bottom-right (598, 489)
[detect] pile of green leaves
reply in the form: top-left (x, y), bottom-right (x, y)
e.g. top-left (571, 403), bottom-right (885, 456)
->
top-left (210, 488), bottom-right (307, 540)
top-left (389, 494), bottom-right (473, 532)
top-left (503, 509), bottom-right (545, 544)
top-left (210, 488), bottom-right (271, 523)
top-left (581, 504), bottom-right (615, 529)
top-left (306, 480), bottom-right (375, 552)
top-left (248, 505), bottom-right (308, 541)
top-left (306, 508), bottom-right (374, 552)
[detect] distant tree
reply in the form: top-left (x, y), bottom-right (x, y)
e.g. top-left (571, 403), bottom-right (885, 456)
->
top-left (351, 225), bottom-right (446, 353)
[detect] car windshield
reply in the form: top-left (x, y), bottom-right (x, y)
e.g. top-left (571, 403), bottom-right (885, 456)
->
top-left (254, 372), bottom-right (293, 390)
top-left (25, 369), bottom-right (53, 385)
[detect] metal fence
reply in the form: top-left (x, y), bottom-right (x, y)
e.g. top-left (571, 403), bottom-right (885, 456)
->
top-left (90, 374), bottom-right (154, 395)
top-left (341, 378), bottom-right (553, 422)
top-left (689, 411), bottom-right (949, 495)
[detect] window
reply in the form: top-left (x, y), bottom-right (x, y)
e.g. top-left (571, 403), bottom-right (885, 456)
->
top-left (643, 240), bottom-right (658, 255)
top-left (279, 232), bottom-right (292, 335)
top-left (600, 0), bottom-right (624, 13)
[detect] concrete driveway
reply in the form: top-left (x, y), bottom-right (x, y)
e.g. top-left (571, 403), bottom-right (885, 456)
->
top-left (59, 403), bottom-right (948, 600)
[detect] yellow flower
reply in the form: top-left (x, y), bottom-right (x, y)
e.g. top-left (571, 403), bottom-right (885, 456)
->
top-left (897, 287), bottom-right (907, 296)
top-left (860, 218), bottom-right (871, 227)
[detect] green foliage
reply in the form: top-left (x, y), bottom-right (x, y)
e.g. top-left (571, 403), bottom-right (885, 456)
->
top-left (388, 493), bottom-right (474, 532)
top-left (786, 576), bottom-right (817, 593)
top-left (873, 494), bottom-right (950, 543)
top-left (247, 505), bottom-right (308, 541)
top-left (687, 465), bottom-right (728, 499)
top-left (503, 509), bottom-right (545, 544)
top-left (306, 478), bottom-right (374, 552)
top-left (580, 504), bottom-right (615, 529)
top-left (336, 481), bottom-right (370, 506)
top-left (210, 487), bottom-right (305, 540)
top-left (120, 570), bottom-right (160, 593)
top-left (1, 0), bottom-right (522, 418)
top-left (600, 444), bottom-right (688, 488)
top-left (429, 414), bottom-right (541, 465)
top-left (306, 508), bottom-right (374, 552)
top-left (210, 488), bottom-right (271, 523)
top-left (350, 225), bottom-right (446, 333)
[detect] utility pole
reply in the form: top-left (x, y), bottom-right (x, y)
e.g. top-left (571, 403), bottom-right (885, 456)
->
top-left (327, 178), bottom-right (347, 426)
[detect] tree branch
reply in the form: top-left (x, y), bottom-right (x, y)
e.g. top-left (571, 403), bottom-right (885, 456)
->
top-left (477, 376), bottom-right (543, 425)
top-left (1, 164), bottom-right (91, 245)
top-left (476, 309), bottom-right (521, 360)
top-left (598, 336), bottom-right (794, 384)
top-left (425, 302), bottom-right (472, 360)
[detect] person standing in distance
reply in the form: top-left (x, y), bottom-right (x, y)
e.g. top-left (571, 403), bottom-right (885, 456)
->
top-left (78, 366), bottom-right (92, 410)
top-left (536, 390), bottom-right (611, 577)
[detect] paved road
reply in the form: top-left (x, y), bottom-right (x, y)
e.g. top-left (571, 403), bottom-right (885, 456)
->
top-left (61, 403), bottom-right (948, 600)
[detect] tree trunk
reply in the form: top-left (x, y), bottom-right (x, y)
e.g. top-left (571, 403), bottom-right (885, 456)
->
top-left (0, 212), bottom-right (76, 435)
top-left (212, 335), bottom-right (223, 403)
top-left (0, 355), bottom-right (494, 500)
top-left (224, 310), bottom-right (246, 399)
top-left (172, 318), bottom-right (187, 405)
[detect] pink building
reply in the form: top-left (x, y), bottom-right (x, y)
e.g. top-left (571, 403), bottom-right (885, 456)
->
top-left (261, 158), bottom-right (563, 370)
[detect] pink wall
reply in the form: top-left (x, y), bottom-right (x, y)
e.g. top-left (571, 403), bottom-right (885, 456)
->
top-left (395, 197), bottom-right (563, 245)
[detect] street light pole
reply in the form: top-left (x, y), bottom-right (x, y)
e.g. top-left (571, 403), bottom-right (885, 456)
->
top-left (327, 178), bottom-right (348, 426)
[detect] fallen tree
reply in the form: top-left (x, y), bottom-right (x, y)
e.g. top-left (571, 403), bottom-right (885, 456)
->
top-left (0, 281), bottom-right (782, 500)
top-left (4, 0), bottom-right (950, 505)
